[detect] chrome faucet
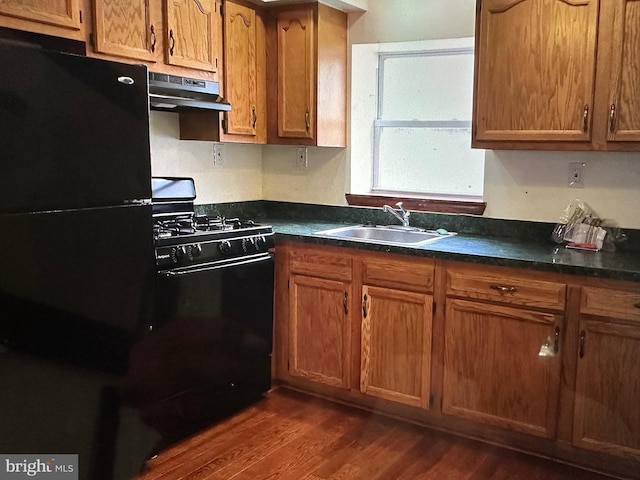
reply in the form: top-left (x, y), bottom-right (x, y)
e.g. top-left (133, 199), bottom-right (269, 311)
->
top-left (383, 202), bottom-right (410, 227)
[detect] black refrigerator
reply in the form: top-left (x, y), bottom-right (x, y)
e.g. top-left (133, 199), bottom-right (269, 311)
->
top-left (0, 41), bottom-right (159, 479)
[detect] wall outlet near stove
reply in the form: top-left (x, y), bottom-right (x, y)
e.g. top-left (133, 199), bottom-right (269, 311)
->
top-left (296, 147), bottom-right (308, 170)
top-left (212, 143), bottom-right (224, 166)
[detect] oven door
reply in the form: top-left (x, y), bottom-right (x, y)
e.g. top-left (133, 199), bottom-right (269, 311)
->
top-left (122, 253), bottom-right (274, 442)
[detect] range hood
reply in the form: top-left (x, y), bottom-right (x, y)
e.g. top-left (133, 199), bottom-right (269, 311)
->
top-left (148, 72), bottom-right (231, 112)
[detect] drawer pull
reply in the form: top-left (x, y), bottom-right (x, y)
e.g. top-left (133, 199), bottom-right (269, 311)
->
top-left (554, 326), bottom-right (560, 354)
top-left (490, 284), bottom-right (517, 293)
top-left (579, 330), bottom-right (586, 359)
top-left (343, 292), bottom-right (348, 315)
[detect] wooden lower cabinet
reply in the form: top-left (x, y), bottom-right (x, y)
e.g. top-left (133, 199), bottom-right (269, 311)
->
top-left (442, 299), bottom-right (563, 438)
top-left (275, 244), bottom-right (640, 478)
top-left (288, 273), bottom-right (351, 389)
top-left (573, 320), bottom-right (640, 460)
top-left (360, 285), bottom-right (432, 409)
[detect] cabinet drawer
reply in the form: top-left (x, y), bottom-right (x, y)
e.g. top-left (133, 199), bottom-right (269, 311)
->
top-left (446, 268), bottom-right (566, 311)
top-left (581, 287), bottom-right (640, 322)
top-left (289, 247), bottom-right (352, 281)
top-left (363, 257), bottom-right (434, 293)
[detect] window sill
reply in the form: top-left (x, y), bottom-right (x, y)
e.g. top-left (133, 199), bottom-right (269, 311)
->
top-left (345, 194), bottom-right (486, 215)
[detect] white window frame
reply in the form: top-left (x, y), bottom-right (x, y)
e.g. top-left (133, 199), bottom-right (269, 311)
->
top-left (350, 37), bottom-right (483, 201)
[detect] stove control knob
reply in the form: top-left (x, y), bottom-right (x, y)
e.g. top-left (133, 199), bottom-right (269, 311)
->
top-left (170, 246), bottom-right (185, 264)
top-left (191, 244), bottom-right (202, 257)
top-left (242, 237), bottom-right (255, 252)
top-left (219, 240), bottom-right (232, 254)
top-left (255, 235), bottom-right (266, 249)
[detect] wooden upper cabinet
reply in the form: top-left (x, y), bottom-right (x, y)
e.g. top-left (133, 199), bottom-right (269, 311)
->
top-left (92, 0), bottom-right (158, 62)
top-left (276, 7), bottom-right (315, 140)
top-left (473, 0), bottom-right (640, 150)
top-left (473, 0), bottom-right (599, 143)
top-left (267, 3), bottom-right (347, 147)
top-left (221, 0), bottom-right (266, 142)
top-left (0, 0), bottom-right (83, 40)
top-left (164, 0), bottom-right (219, 72)
top-left (606, 0), bottom-right (640, 142)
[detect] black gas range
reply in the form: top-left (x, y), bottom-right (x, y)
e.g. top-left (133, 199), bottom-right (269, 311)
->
top-left (151, 178), bottom-right (274, 274)
top-left (137, 177), bottom-right (275, 444)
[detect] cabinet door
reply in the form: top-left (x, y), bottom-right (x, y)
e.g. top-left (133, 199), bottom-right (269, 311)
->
top-left (164, 0), bottom-right (219, 72)
top-left (474, 0), bottom-right (599, 142)
top-left (224, 1), bottom-right (258, 136)
top-left (360, 285), bottom-right (432, 409)
top-left (276, 7), bottom-right (315, 139)
top-left (607, 0), bottom-right (640, 142)
top-left (289, 274), bottom-right (350, 388)
top-left (92, 0), bottom-right (158, 62)
top-left (443, 299), bottom-right (562, 438)
top-left (573, 320), bottom-right (640, 459)
top-left (0, 0), bottom-right (81, 31)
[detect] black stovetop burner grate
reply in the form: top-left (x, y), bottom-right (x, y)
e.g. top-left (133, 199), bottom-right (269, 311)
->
top-left (153, 214), bottom-right (261, 239)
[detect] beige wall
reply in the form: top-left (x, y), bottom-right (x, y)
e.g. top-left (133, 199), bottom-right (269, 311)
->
top-left (149, 112), bottom-right (263, 205)
top-left (150, 0), bottom-right (640, 228)
top-left (348, 0), bottom-right (475, 43)
top-left (262, 146), bottom-right (349, 204)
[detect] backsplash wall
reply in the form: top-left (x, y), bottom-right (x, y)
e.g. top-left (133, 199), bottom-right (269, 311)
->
top-left (149, 111), bottom-right (263, 204)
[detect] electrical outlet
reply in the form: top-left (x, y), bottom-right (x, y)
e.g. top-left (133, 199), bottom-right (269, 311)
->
top-left (296, 147), bottom-right (308, 169)
top-left (212, 143), bottom-right (224, 166)
top-left (568, 162), bottom-right (585, 188)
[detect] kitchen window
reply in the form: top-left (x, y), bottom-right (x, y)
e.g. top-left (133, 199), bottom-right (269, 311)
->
top-left (350, 38), bottom-right (485, 212)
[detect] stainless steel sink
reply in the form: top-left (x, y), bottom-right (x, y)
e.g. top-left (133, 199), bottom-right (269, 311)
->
top-left (313, 225), bottom-right (456, 246)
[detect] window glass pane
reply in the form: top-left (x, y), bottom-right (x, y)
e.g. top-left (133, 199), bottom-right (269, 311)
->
top-left (376, 127), bottom-right (484, 196)
top-left (380, 51), bottom-right (475, 122)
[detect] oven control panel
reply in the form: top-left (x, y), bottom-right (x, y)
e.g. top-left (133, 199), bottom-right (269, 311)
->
top-left (155, 232), bottom-right (275, 270)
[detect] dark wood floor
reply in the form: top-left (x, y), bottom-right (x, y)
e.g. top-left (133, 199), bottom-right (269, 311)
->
top-left (137, 388), bottom-right (616, 480)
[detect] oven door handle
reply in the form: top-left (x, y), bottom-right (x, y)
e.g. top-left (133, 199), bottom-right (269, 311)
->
top-left (160, 253), bottom-right (273, 277)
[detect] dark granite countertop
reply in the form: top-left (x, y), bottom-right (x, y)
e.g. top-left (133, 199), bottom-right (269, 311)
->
top-left (197, 201), bottom-right (640, 283)
top-left (268, 220), bottom-right (640, 282)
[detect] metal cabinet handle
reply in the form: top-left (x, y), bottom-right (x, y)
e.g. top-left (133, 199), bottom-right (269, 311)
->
top-left (169, 29), bottom-right (175, 56)
top-left (579, 330), bottom-right (586, 358)
top-left (554, 326), bottom-right (560, 354)
top-left (305, 109), bottom-right (310, 130)
top-left (343, 292), bottom-right (348, 314)
top-left (609, 104), bottom-right (616, 133)
top-left (489, 284), bottom-right (517, 293)
top-left (150, 25), bottom-right (157, 52)
top-left (362, 294), bottom-right (368, 318)
top-left (252, 106), bottom-right (257, 129)
top-left (583, 104), bottom-right (589, 132)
